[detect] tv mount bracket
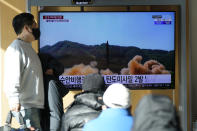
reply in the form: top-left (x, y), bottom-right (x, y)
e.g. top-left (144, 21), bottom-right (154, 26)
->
top-left (72, 0), bottom-right (92, 5)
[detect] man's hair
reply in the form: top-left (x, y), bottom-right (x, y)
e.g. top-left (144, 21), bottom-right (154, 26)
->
top-left (12, 13), bottom-right (34, 35)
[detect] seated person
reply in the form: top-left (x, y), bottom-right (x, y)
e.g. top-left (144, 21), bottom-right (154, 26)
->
top-left (61, 73), bottom-right (105, 131)
top-left (132, 94), bottom-right (182, 131)
top-left (39, 53), bottom-right (69, 131)
top-left (83, 83), bottom-right (133, 131)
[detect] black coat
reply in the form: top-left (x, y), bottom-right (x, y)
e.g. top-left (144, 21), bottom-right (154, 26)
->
top-left (61, 92), bottom-right (103, 131)
top-left (38, 53), bottom-right (69, 131)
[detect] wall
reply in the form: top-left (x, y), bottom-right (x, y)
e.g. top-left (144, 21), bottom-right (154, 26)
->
top-left (0, 0), bottom-right (190, 130)
top-left (0, 4), bottom-right (2, 125)
top-left (190, 0), bottom-right (197, 124)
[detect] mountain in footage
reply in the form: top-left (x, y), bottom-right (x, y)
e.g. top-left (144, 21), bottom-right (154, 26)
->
top-left (40, 40), bottom-right (174, 74)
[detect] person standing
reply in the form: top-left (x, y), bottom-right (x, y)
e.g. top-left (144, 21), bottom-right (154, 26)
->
top-left (4, 12), bottom-right (44, 130)
top-left (39, 53), bottom-right (69, 131)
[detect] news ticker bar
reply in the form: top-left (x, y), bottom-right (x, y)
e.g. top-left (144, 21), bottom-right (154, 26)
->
top-left (59, 74), bottom-right (171, 85)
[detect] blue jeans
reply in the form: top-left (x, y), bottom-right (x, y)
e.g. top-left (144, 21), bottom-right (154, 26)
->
top-left (12, 108), bottom-right (42, 130)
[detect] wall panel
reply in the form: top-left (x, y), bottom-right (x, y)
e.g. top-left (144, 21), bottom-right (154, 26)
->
top-left (0, 0), bottom-right (189, 130)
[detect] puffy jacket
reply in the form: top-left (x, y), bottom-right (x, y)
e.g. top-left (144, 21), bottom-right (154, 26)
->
top-left (61, 92), bottom-right (103, 131)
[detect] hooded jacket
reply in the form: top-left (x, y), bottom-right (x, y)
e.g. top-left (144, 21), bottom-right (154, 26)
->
top-left (61, 92), bottom-right (103, 131)
top-left (132, 94), bottom-right (182, 131)
top-left (83, 108), bottom-right (133, 131)
top-left (61, 73), bottom-right (105, 131)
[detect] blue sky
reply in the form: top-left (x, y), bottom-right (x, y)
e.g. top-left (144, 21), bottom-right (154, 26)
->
top-left (39, 12), bottom-right (175, 51)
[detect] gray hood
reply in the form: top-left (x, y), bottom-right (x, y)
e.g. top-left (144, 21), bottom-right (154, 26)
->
top-left (132, 94), bottom-right (182, 131)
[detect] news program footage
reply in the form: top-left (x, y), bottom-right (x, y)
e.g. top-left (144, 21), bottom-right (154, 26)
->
top-left (39, 12), bottom-right (175, 89)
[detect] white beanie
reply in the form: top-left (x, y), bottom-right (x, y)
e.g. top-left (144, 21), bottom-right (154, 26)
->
top-left (103, 83), bottom-right (131, 109)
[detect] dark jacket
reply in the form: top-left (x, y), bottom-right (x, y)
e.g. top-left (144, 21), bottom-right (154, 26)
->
top-left (38, 53), bottom-right (64, 78)
top-left (39, 53), bottom-right (69, 131)
top-left (61, 92), bottom-right (103, 131)
top-left (132, 94), bottom-right (182, 131)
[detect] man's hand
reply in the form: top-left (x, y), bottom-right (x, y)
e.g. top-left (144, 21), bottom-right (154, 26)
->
top-left (11, 103), bottom-right (21, 112)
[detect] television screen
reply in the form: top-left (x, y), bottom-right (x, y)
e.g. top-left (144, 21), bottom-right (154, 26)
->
top-left (39, 11), bottom-right (175, 89)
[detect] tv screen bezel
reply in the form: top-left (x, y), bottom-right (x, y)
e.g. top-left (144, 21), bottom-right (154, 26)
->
top-left (38, 6), bottom-right (179, 90)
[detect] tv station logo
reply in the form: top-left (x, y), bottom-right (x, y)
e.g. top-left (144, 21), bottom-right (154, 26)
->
top-left (43, 15), bottom-right (69, 22)
top-left (152, 15), bottom-right (172, 25)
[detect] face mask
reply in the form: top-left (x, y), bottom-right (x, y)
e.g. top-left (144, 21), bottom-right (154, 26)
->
top-left (32, 28), bottom-right (41, 40)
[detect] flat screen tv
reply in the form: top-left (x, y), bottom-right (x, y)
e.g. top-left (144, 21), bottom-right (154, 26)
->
top-left (39, 11), bottom-right (176, 89)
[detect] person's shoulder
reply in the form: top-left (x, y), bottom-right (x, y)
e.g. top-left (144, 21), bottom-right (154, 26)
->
top-left (5, 39), bottom-right (25, 57)
top-left (7, 39), bottom-right (22, 50)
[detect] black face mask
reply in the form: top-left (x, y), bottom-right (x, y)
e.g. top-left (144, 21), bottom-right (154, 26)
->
top-left (32, 28), bottom-right (41, 40)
